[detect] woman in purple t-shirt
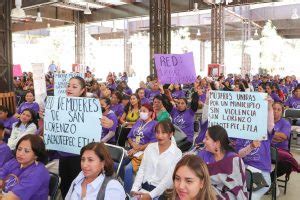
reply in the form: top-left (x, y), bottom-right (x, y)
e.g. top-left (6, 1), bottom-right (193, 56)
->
top-left (0, 106), bottom-right (18, 143)
top-left (0, 134), bottom-right (49, 200)
top-left (235, 97), bottom-right (274, 200)
top-left (16, 91), bottom-right (40, 117)
top-left (284, 86), bottom-right (300, 109)
top-left (171, 98), bottom-right (198, 144)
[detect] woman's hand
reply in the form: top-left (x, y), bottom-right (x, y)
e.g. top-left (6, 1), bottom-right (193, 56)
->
top-left (128, 149), bottom-right (137, 157)
top-left (251, 140), bottom-right (261, 149)
top-left (100, 116), bottom-right (114, 129)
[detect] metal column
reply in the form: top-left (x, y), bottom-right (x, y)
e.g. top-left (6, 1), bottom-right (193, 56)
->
top-left (0, 0), bottom-right (13, 92)
top-left (241, 5), bottom-right (252, 76)
top-left (149, 0), bottom-right (171, 76)
top-left (211, 4), bottom-right (225, 65)
top-left (75, 11), bottom-right (85, 66)
top-left (200, 40), bottom-right (205, 72)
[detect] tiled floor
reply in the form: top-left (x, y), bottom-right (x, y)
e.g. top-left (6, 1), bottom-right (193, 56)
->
top-left (262, 149), bottom-right (300, 200)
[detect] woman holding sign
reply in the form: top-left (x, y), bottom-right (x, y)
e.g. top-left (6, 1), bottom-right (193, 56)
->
top-left (59, 76), bottom-right (87, 198)
top-left (235, 97), bottom-right (275, 200)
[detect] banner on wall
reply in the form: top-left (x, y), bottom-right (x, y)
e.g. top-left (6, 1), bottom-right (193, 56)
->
top-left (32, 63), bottom-right (47, 108)
top-left (44, 96), bottom-right (102, 154)
top-left (54, 73), bottom-right (84, 96)
top-left (154, 52), bottom-right (196, 84)
top-left (208, 90), bottom-right (268, 140)
top-left (13, 64), bottom-right (23, 77)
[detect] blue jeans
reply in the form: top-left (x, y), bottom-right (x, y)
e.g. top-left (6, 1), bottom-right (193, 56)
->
top-left (118, 156), bottom-right (134, 194)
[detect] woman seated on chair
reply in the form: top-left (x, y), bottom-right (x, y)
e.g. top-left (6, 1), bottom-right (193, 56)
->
top-left (272, 102), bottom-right (291, 151)
top-left (122, 103), bottom-right (157, 193)
top-left (171, 155), bottom-right (216, 200)
top-left (130, 120), bottom-right (182, 200)
top-left (100, 98), bottom-right (118, 144)
top-left (0, 134), bottom-right (50, 200)
top-left (197, 125), bottom-right (248, 200)
top-left (15, 91), bottom-right (40, 118)
top-left (7, 108), bottom-right (38, 150)
top-left (110, 91), bottom-right (124, 119)
top-left (65, 142), bottom-right (126, 200)
top-left (270, 102), bottom-right (300, 188)
top-left (119, 94), bottom-right (141, 147)
top-left (235, 97), bottom-right (274, 200)
top-left (0, 123), bottom-right (13, 167)
top-left (0, 106), bottom-right (18, 143)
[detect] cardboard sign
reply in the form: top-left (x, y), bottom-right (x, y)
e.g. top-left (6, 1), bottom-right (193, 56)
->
top-left (13, 64), bottom-right (23, 77)
top-left (44, 96), bottom-right (102, 154)
top-left (154, 52), bottom-right (196, 84)
top-left (54, 73), bottom-right (83, 96)
top-left (208, 91), bottom-right (268, 140)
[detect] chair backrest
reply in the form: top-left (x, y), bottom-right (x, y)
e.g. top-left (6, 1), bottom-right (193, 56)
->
top-left (270, 146), bottom-right (278, 200)
top-left (246, 169), bottom-right (253, 200)
top-left (105, 143), bottom-right (125, 176)
top-left (283, 109), bottom-right (300, 119)
top-left (49, 172), bottom-right (60, 200)
top-left (0, 92), bottom-right (16, 114)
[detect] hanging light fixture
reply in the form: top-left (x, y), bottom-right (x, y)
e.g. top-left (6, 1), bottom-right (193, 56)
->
top-left (36, 8), bottom-right (43, 23)
top-left (254, 29), bottom-right (259, 37)
top-left (112, 20), bottom-right (117, 32)
top-left (11, 0), bottom-right (26, 18)
top-left (84, 3), bottom-right (92, 15)
top-left (197, 29), bottom-right (201, 36)
top-left (193, 3), bottom-right (200, 12)
top-left (291, 8), bottom-right (299, 20)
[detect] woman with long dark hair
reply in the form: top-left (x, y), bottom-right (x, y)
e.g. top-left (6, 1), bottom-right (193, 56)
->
top-left (7, 108), bottom-right (38, 150)
top-left (197, 125), bottom-right (248, 199)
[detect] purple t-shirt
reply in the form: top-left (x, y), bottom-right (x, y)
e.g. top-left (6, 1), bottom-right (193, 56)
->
top-left (284, 96), bottom-right (300, 109)
top-left (17, 102), bottom-right (40, 115)
top-left (270, 92), bottom-right (282, 103)
top-left (101, 110), bottom-right (118, 144)
top-left (0, 159), bottom-right (50, 200)
top-left (0, 116), bottom-right (18, 130)
top-left (279, 85), bottom-right (289, 95)
top-left (199, 93), bottom-right (206, 103)
top-left (110, 103), bottom-right (124, 118)
top-left (235, 137), bottom-right (271, 172)
top-left (171, 90), bottom-right (186, 99)
top-left (124, 88), bottom-right (133, 96)
top-left (148, 90), bottom-right (161, 102)
top-left (140, 97), bottom-right (150, 105)
top-left (195, 120), bottom-right (208, 144)
top-left (127, 119), bottom-right (157, 145)
top-left (272, 118), bottom-right (291, 150)
top-left (144, 88), bottom-right (151, 98)
top-left (171, 108), bottom-right (195, 142)
top-left (197, 150), bottom-right (237, 164)
top-left (107, 83), bottom-right (117, 90)
top-left (252, 80), bottom-right (261, 89)
top-left (0, 142), bottom-right (13, 167)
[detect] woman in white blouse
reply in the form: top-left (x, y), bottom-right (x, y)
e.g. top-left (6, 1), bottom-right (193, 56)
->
top-left (7, 108), bottom-right (37, 150)
top-left (65, 142), bottom-right (126, 200)
top-left (130, 120), bottom-right (182, 200)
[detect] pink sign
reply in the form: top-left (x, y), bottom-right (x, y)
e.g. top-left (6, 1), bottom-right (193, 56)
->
top-left (154, 52), bottom-right (196, 84)
top-left (13, 64), bottom-right (23, 77)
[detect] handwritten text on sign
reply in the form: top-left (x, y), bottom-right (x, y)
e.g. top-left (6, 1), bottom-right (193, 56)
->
top-left (54, 73), bottom-right (83, 96)
top-left (44, 96), bottom-right (102, 154)
top-left (154, 52), bottom-right (196, 84)
top-left (208, 91), bottom-right (268, 140)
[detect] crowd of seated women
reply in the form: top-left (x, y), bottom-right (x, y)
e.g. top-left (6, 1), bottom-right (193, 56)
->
top-left (0, 71), bottom-right (299, 200)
